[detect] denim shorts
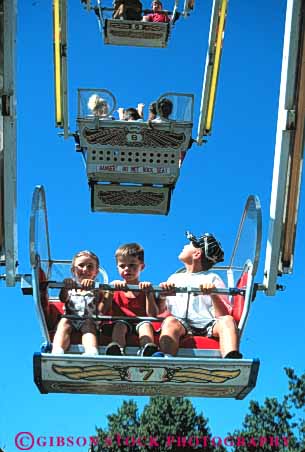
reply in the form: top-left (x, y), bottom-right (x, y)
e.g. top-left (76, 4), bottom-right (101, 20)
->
top-left (70, 318), bottom-right (97, 335)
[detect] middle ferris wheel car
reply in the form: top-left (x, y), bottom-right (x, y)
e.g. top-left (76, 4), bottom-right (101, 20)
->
top-left (75, 89), bottom-right (194, 215)
top-left (80, 0), bottom-right (194, 48)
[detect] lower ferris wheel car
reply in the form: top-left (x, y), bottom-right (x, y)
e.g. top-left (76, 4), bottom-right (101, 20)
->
top-left (29, 187), bottom-right (261, 398)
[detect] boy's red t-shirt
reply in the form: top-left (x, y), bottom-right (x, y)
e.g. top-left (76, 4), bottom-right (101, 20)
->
top-left (146, 13), bottom-right (169, 23)
top-left (110, 291), bottom-right (167, 332)
top-left (112, 291), bottom-right (147, 317)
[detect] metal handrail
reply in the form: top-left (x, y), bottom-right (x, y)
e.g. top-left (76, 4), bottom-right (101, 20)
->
top-left (44, 281), bottom-right (245, 296)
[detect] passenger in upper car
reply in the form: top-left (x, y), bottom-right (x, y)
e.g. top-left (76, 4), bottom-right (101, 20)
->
top-left (87, 94), bottom-right (115, 120)
top-left (143, 0), bottom-right (169, 22)
top-left (117, 103), bottom-right (145, 121)
top-left (113, 0), bottom-right (143, 21)
top-left (148, 102), bottom-right (157, 121)
top-left (152, 97), bottom-right (173, 122)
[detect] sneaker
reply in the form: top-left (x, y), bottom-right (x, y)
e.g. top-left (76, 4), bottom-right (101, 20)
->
top-left (224, 351), bottom-right (243, 359)
top-left (139, 343), bottom-right (158, 357)
top-left (105, 342), bottom-right (124, 356)
top-left (152, 351), bottom-right (165, 357)
top-left (83, 347), bottom-right (99, 356)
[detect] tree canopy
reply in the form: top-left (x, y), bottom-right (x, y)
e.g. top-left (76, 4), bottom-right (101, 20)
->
top-left (90, 368), bottom-right (305, 452)
top-left (227, 368), bottom-right (305, 451)
top-left (91, 397), bottom-right (224, 452)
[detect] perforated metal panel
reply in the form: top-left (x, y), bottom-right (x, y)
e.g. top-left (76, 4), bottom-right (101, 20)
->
top-left (78, 120), bottom-right (191, 187)
top-left (87, 148), bottom-right (179, 184)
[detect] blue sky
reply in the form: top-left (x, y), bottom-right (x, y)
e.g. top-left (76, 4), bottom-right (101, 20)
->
top-left (1, 0), bottom-right (305, 450)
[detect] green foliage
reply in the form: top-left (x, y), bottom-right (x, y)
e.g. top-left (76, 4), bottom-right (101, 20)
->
top-left (285, 368), bottom-right (305, 409)
top-left (227, 368), bottom-right (305, 451)
top-left (91, 397), bottom-right (225, 452)
top-left (92, 400), bottom-right (140, 452)
top-left (90, 369), bottom-right (305, 452)
top-left (227, 398), bottom-right (297, 452)
top-left (138, 397), bottom-right (223, 452)
top-left (285, 368), bottom-right (305, 446)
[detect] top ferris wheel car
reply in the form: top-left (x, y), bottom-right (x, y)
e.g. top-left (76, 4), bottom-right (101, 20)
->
top-left (81, 0), bottom-right (195, 48)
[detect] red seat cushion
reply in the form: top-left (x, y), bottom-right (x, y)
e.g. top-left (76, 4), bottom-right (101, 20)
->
top-left (180, 335), bottom-right (220, 349)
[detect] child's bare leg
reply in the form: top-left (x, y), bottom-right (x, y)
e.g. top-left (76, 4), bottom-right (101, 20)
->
top-left (82, 332), bottom-right (98, 355)
top-left (112, 322), bottom-right (128, 348)
top-left (159, 317), bottom-right (185, 356)
top-left (137, 323), bottom-right (158, 355)
top-left (52, 318), bottom-right (72, 353)
top-left (138, 322), bottom-right (154, 347)
top-left (212, 315), bottom-right (240, 357)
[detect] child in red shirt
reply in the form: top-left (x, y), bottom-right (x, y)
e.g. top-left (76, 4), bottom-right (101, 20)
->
top-left (105, 243), bottom-right (159, 356)
top-left (143, 0), bottom-right (170, 23)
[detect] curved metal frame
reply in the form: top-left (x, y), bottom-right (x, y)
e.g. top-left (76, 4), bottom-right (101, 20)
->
top-left (229, 195), bottom-right (262, 277)
top-left (29, 186), bottom-right (51, 269)
top-left (237, 260), bottom-right (254, 338)
top-left (29, 186), bottom-right (52, 342)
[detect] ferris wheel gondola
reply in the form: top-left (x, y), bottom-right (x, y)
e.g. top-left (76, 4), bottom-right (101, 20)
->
top-left (30, 186), bottom-right (261, 399)
top-left (80, 0), bottom-right (194, 48)
top-left (75, 89), bottom-right (194, 214)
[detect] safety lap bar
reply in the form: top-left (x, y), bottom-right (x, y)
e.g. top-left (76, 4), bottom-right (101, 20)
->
top-left (45, 282), bottom-right (245, 296)
top-left (63, 315), bottom-right (172, 322)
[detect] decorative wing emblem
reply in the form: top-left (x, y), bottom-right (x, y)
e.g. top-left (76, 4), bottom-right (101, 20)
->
top-left (165, 367), bottom-right (241, 383)
top-left (84, 128), bottom-right (126, 146)
top-left (97, 189), bottom-right (165, 207)
top-left (83, 126), bottom-right (186, 149)
top-left (52, 363), bottom-right (240, 385)
top-left (52, 364), bottom-right (125, 381)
